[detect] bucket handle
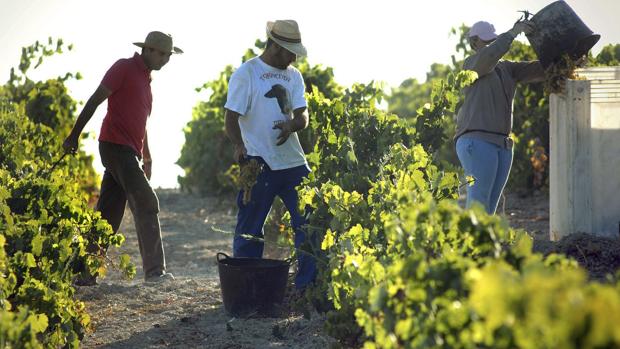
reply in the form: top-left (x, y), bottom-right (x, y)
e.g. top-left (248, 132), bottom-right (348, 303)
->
top-left (216, 252), bottom-right (230, 263)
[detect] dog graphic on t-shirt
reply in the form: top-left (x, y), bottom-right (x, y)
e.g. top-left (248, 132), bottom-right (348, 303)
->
top-left (264, 84), bottom-right (292, 115)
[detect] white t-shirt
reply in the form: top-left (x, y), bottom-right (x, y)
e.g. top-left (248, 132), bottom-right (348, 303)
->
top-left (225, 57), bottom-right (308, 170)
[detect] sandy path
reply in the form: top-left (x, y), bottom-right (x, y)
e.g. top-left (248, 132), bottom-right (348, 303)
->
top-left (77, 189), bottom-right (335, 349)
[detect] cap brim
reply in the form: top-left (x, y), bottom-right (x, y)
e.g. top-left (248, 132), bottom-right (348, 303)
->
top-left (478, 33), bottom-right (498, 41)
top-left (133, 42), bottom-right (183, 54)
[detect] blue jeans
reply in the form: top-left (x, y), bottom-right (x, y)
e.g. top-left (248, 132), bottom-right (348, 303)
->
top-left (233, 156), bottom-right (317, 289)
top-left (456, 136), bottom-right (513, 214)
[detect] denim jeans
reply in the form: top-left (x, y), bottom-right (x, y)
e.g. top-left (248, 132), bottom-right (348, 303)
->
top-left (233, 156), bottom-right (317, 289)
top-left (456, 136), bottom-right (513, 214)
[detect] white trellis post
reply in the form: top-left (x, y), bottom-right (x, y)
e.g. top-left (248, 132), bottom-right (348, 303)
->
top-left (549, 67), bottom-right (620, 241)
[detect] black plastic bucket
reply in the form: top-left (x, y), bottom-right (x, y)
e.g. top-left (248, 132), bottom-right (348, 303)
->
top-left (526, 1), bottom-right (600, 68)
top-left (216, 252), bottom-right (290, 317)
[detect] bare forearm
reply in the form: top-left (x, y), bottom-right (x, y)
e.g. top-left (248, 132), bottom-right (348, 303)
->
top-left (70, 97), bottom-right (99, 137)
top-left (69, 85), bottom-right (110, 138)
top-left (225, 110), bottom-right (243, 145)
top-left (63, 84), bottom-right (109, 154)
top-left (289, 108), bottom-right (309, 132)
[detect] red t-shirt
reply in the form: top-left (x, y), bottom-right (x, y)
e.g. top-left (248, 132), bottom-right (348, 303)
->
top-left (99, 53), bottom-right (152, 156)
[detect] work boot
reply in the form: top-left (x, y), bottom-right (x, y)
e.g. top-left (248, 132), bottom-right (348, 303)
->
top-left (145, 271), bottom-right (175, 283)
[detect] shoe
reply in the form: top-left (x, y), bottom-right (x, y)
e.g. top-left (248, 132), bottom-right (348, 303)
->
top-left (145, 272), bottom-right (175, 283)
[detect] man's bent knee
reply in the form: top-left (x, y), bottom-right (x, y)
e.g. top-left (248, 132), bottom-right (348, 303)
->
top-left (129, 188), bottom-right (160, 215)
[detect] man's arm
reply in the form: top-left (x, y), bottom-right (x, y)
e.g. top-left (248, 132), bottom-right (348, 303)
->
top-left (63, 84), bottom-right (111, 153)
top-left (142, 130), bottom-right (152, 180)
top-left (273, 107), bottom-right (309, 146)
top-left (225, 108), bottom-right (247, 162)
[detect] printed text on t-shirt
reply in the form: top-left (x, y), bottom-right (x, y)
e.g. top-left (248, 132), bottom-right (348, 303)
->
top-left (260, 72), bottom-right (291, 82)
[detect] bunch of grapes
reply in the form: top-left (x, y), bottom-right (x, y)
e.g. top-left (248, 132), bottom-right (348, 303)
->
top-left (544, 54), bottom-right (585, 94)
top-left (239, 159), bottom-right (263, 204)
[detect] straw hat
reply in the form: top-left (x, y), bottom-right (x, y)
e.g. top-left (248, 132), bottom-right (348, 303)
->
top-left (134, 31), bottom-right (183, 54)
top-left (266, 20), bottom-right (307, 57)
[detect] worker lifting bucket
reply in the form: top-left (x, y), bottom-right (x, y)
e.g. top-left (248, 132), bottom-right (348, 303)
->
top-left (526, 0), bottom-right (600, 69)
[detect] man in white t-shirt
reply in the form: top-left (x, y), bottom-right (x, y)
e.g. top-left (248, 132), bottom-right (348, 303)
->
top-left (224, 20), bottom-right (316, 289)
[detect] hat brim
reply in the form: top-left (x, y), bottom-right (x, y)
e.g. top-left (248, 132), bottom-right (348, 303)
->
top-left (470, 32), bottom-right (498, 42)
top-left (266, 24), bottom-right (307, 57)
top-left (133, 42), bottom-right (184, 54)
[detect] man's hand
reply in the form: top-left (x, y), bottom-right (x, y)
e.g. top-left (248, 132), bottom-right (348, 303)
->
top-left (273, 121), bottom-right (293, 146)
top-left (510, 20), bottom-right (535, 37)
top-left (63, 132), bottom-right (80, 154)
top-left (234, 143), bottom-right (247, 163)
top-left (142, 159), bottom-right (152, 180)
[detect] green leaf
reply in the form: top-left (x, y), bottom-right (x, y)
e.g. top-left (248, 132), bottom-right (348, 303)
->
top-left (27, 313), bottom-right (48, 333)
top-left (31, 233), bottom-right (44, 256)
top-left (321, 229), bottom-right (335, 250)
top-left (327, 133), bottom-right (337, 144)
top-left (24, 253), bottom-right (36, 268)
top-left (346, 150), bottom-right (358, 164)
top-left (119, 253), bottom-right (136, 279)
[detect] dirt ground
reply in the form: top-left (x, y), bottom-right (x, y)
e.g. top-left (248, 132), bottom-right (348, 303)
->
top-left (77, 189), bottom-right (336, 349)
top-left (502, 190), bottom-right (620, 281)
top-left (77, 189), bottom-right (620, 348)
top-left (500, 190), bottom-right (551, 240)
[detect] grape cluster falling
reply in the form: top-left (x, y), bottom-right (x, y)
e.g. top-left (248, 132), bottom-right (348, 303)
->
top-left (239, 159), bottom-right (263, 205)
top-left (544, 54), bottom-right (585, 94)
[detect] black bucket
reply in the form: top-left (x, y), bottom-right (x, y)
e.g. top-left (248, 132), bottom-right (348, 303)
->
top-left (526, 1), bottom-right (600, 68)
top-left (216, 252), bottom-right (290, 317)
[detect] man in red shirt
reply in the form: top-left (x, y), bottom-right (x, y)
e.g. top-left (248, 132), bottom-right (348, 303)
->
top-left (63, 31), bottom-right (183, 284)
